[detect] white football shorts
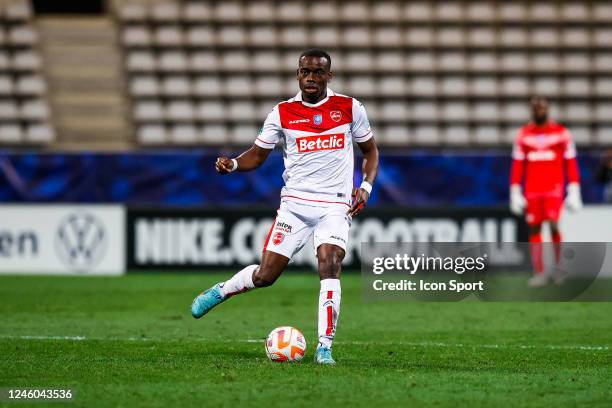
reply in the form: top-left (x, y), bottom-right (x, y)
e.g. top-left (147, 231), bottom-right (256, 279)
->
top-left (263, 199), bottom-right (351, 259)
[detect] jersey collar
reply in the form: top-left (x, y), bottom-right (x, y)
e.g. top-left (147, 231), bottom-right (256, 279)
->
top-left (294, 88), bottom-right (335, 107)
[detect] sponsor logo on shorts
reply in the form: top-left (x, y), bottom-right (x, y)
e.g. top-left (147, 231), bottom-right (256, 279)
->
top-left (330, 110), bottom-right (342, 122)
top-left (275, 221), bottom-right (292, 233)
top-left (330, 235), bottom-right (346, 244)
top-left (272, 232), bottom-right (284, 245)
top-left (296, 133), bottom-right (345, 153)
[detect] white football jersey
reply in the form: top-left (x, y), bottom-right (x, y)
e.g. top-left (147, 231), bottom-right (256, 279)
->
top-left (255, 89), bottom-right (373, 207)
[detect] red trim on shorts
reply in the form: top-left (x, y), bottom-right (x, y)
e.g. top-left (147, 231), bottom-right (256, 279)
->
top-left (327, 290), bottom-right (333, 299)
top-left (281, 195), bottom-right (350, 207)
top-left (262, 217), bottom-right (276, 256)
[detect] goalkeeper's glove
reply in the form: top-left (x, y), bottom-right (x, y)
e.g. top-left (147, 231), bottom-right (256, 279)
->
top-left (564, 182), bottom-right (583, 211)
top-left (509, 184), bottom-right (526, 216)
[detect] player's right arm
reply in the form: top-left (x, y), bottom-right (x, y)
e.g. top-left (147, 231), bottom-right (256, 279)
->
top-left (216, 104), bottom-right (282, 175)
top-left (509, 129), bottom-right (527, 215)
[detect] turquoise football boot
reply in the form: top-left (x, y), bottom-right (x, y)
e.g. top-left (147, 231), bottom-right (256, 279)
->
top-left (314, 345), bottom-right (336, 365)
top-left (191, 283), bottom-right (226, 319)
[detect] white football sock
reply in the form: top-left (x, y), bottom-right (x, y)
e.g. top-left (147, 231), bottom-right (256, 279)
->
top-left (219, 264), bottom-right (257, 298)
top-left (317, 278), bottom-right (341, 349)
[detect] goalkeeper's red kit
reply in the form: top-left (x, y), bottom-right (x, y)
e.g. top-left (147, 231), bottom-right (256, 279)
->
top-left (510, 121), bottom-right (580, 225)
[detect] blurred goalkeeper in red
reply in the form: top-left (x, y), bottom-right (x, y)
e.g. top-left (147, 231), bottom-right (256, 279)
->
top-left (509, 96), bottom-right (582, 287)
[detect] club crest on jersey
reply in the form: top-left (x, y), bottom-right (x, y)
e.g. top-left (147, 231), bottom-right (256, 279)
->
top-left (272, 232), bottom-right (284, 245)
top-left (313, 114), bottom-right (323, 125)
top-left (330, 110), bottom-right (342, 122)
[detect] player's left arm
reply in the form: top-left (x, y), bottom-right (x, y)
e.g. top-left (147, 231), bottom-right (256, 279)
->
top-left (563, 129), bottom-right (583, 211)
top-left (349, 137), bottom-right (379, 217)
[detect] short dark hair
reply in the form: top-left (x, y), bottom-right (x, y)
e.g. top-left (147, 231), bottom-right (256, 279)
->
top-left (299, 48), bottom-right (331, 70)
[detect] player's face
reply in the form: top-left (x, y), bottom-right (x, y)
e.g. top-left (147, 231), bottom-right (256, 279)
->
top-left (297, 56), bottom-right (332, 102)
top-left (531, 99), bottom-right (549, 125)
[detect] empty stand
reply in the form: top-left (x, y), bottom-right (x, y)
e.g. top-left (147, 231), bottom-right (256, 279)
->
top-left (0, 0), bottom-right (54, 145)
top-left (114, 0), bottom-right (612, 147)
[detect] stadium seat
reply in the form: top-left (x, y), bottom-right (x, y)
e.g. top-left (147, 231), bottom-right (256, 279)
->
top-left (530, 4), bottom-right (559, 21)
top-left (595, 104), bottom-right (612, 122)
top-left (186, 27), bottom-right (215, 46)
top-left (0, 100), bottom-right (18, 119)
top-left (472, 102), bottom-right (500, 121)
top-left (218, 27), bottom-right (247, 47)
top-left (465, 3), bottom-right (495, 21)
top-left (254, 76), bottom-right (283, 97)
top-left (440, 76), bottom-right (468, 96)
top-left (413, 102), bottom-right (438, 120)
top-left (215, 2), bottom-right (244, 22)
top-left (245, 2), bottom-right (275, 23)
top-left (166, 101), bottom-right (195, 121)
top-left (438, 52), bottom-right (467, 71)
top-left (442, 103), bottom-right (469, 121)
top-left (503, 103), bottom-right (529, 122)
top-left (12, 51), bottom-right (41, 71)
top-left (138, 125), bottom-right (167, 144)
top-left (531, 29), bottom-right (558, 47)
top-left (594, 78), bottom-right (612, 96)
top-left (339, 2), bottom-right (369, 23)
top-left (16, 75), bottom-right (46, 95)
top-left (196, 101), bottom-right (225, 121)
top-left (501, 77), bottom-right (530, 97)
top-left (469, 52), bottom-right (498, 72)
top-left (498, 3), bottom-right (527, 21)
top-left (189, 52), bottom-right (218, 72)
top-left (569, 126), bottom-right (591, 145)
top-left (5, 1), bottom-right (32, 21)
top-left (468, 28), bottom-right (495, 47)
top-left (278, 3), bottom-right (305, 23)
top-left (436, 2), bottom-right (463, 21)
top-left (309, 26), bottom-right (339, 48)
top-left (345, 52), bottom-right (373, 72)
top-left (378, 77), bottom-right (407, 97)
top-left (413, 125), bottom-right (440, 145)
top-left (562, 53), bottom-right (590, 72)
top-left (225, 76), bottom-right (252, 97)
top-left (0, 52), bottom-right (8, 70)
top-left (126, 52), bottom-right (156, 72)
top-left (470, 77), bottom-right (498, 97)
top-left (372, 2), bottom-right (401, 22)
top-left (347, 76), bottom-right (376, 98)
top-left (308, 2), bottom-right (338, 22)
top-left (192, 76), bottom-right (222, 96)
top-left (158, 52), bottom-right (188, 72)
top-left (228, 101), bottom-right (257, 121)
top-left (437, 28), bottom-right (465, 47)
top-left (404, 2), bottom-right (432, 21)
top-left (594, 29), bottom-right (612, 47)
top-left (407, 52), bottom-right (435, 71)
top-left (9, 26), bottom-right (37, 45)
top-left (596, 127), bottom-right (612, 144)
top-left (499, 28), bottom-right (527, 47)
top-left (382, 125), bottom-right (410, 145)
top-left (373, 28), bottom-right (402, 48)
top-left (562, 28), bottom-right (591, 47)
top-left (161, 76), bottom-right (190, 96)
top-left (221, 52), bottom-right (250, 72)
top-left (380, 102), bottom-right (409, 121)
top-left (444, 126), bottom-right (470, 145)
top-left (563, 102), bottom-right (592, 122)
top-left (122, 26), bottom-right (151, 47)
top-left (134, 101), bottom-right (164, 121)
top-left (561, 3), bottom-right (590, 21)
top-left (0, 124), bottom-right (21, 143)
top-left (249, 26), bottom-right (277, 47)
top-left (593, 3), bottom-right (612, 22)
top-left (405, 28), bottom-right (433, 47)
top-left (533, 77), bottom-right (560, 97)
top-left (231, 124), bottom-right (258, 144)
top-left (253, 52), bottom-right (281, 73)
top-left (474, 126), bottom-right (500, 144)
top-left (117, 3), bottom-right (147, 21)
top-left (170, 124), bottom-right (198, 144)
top-left (25, 124), bottom-right (54, 143)
top-left (131, 76), bottom-right (159, 96)
top-left (411, 76), bottom-right (437, 96)
top-left (202, 124), bottom-right (228, 144)
top-left (377, 52), bottom-right (404, 72)
top-left (20, 100), bottom-right (49, 120)
top-left (563, 78), bottom-right (591, 97)
top-left (500, 52), bottom-right (528, 72)
top-left (155, 26), bottom-right (183, 47)
top-left (342, 27), bottom-right (371, 47)
top-left (183, 3), bottom-right (211, 22)
top-left (594, 54), bottom-right (612, 72)
top-left (280, 27), bottom-right (308, 46)
top-left (151, 2), bottom-right (180, 22)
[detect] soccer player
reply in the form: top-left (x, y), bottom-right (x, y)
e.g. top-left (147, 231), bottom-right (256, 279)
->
top-left (190, 49), bottom-right (379, 364)
top-left (509, 96), bottom-right (582, 287)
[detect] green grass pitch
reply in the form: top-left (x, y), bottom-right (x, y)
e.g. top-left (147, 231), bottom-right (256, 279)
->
top-left (1, 272), bottom-right (611, 407)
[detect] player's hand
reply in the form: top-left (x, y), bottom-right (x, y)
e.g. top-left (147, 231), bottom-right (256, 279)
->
top-left (564, 183), bottom-right (583, 211)
top-left (509, 184), bottom-right (526, 216)
top-left (348, 187), bottom-right (369, 217)
top-left (215, 156), bottom-right (236, 175)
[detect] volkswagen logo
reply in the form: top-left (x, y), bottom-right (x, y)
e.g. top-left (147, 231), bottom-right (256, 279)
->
top-left (55, 212), bottom-right (107, 272)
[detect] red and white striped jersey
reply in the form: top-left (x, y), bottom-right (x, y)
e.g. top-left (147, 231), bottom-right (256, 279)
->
top-left (255, 89), bottom-right (373, 207)
top-left (510, 121), bottom-right (580, 197)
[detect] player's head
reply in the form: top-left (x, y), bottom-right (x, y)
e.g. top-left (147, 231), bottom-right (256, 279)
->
top-left (530, 96), bottom-right (549, 125)
top-left (297, 49), bottom-right (332, 102)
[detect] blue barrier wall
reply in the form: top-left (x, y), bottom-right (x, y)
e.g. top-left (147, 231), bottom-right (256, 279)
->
top-left (0, 149), bottom-right (605, 207)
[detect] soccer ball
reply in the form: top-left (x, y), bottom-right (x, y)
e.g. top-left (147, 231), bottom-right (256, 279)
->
top-left (265, 326), bottom-right (307, 362)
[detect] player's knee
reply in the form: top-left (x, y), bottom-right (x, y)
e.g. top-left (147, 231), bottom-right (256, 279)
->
top-left (252, 266), bottom-right (278, 287)
top-left (318, 246), bottom-right (344, 279)
top-left (529, 224), bottom-right (542, 235)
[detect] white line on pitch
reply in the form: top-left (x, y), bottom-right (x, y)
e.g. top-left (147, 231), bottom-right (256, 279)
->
top-left (0, 334), bottom-right (609, 352)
